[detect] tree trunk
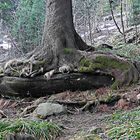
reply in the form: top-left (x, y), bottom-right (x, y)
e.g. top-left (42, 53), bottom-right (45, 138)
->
top-left (40, 0), bottom-right (91, 71)
top-left (1, 0), bottom-right (140, 98)
top-left (0, 73), bottom-right (114, 97)
top-left (120, 0), bottom-right (126, 43)
top-left (109, 0), bottom-right (123, 35)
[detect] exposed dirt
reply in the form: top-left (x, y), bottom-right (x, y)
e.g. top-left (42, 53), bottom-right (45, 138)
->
top-left (48, 111), bottom-right (112, 140)
top-left (0, 83), bottom-right (140, 140)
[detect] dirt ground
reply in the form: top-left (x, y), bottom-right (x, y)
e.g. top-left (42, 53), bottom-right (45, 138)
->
top-left (48, 111), bottom-right (112, 140)
top-left (0, 83), bottom-right (140, 140)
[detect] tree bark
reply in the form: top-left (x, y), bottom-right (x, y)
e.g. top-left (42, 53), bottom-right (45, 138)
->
top-left (39, 0), bottom-right (91, 72)
top-left (120, 0), bottom-right (126, 43)
top-left (0, 73), bottom-right (114, 97)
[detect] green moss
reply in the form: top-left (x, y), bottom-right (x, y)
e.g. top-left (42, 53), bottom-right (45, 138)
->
top-left (63, 48), bottom-right (74, 54)
top-left (79, 59), bottom-right (95, 72)
top-left (79, 56), bottom-right (130, 72)
top-left (95, 56), bottom-right (130, 70)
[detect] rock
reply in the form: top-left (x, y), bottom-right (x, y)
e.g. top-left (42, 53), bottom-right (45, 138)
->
top-left (33, 102), bottom-right (65, 119)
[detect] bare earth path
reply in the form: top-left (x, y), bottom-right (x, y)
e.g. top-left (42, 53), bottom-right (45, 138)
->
top-left (48, 111), bottom-right (111, 140)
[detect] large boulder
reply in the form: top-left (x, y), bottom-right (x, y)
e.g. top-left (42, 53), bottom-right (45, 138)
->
top-left (33, 102), bottom-right (65, 119)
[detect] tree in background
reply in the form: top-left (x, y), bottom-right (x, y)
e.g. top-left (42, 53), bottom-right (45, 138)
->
top-left (129, 0), bottom-right (140, 26)
top-left (11, 0), bottom-right (46, 53)
top-left (1, 0), bottom-right (140, 53)
top-left (0, 0), bottom-right (17, 28)
top-left (126, 0), bottom-right (140, 44)
top-left (73, 0), bottom-right (104, 45)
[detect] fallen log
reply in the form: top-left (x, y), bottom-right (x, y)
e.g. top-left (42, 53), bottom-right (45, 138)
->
top-left (0, 72), bottom-right (114, 98)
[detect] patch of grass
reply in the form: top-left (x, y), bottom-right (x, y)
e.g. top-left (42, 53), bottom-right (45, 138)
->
top-left (104, 107), bottom-right (140, 140)
top-left (0, 119), bottom-right (61, 140)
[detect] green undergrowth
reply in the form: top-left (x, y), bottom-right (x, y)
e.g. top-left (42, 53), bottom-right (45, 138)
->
top-left (97, 43), bottom-right (140, 62)
top-left (115, 43), bottom-right (140, 61)
top-left (0, 119), bottom-right (61, 140)
top-left (104, 107), bottom-right (140, 140)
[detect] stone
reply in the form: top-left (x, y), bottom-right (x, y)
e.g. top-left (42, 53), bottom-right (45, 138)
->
top-left (33, 102), bottom-right (65, 119)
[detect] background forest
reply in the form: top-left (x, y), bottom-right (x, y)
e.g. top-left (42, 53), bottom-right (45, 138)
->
top-left (0, 0), bottom-right (140, 54)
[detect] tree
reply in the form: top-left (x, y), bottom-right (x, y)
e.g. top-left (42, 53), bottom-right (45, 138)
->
top-left (109, 0), bottom-right (123, 35)
top-left (130, 0), bottom-right (140, 44)
top-left (120, 0), bottom-right (126, 43)
top-left (0, 0), bottom-right (17, 28)
top-left (129, 0), bottom-right (140, 26)
top-left (11, 0), bottom-right (46, 53)
top-left (40, 0), bottom-right (90, 70)
top-left (1, 0), bottom-right (140, 97)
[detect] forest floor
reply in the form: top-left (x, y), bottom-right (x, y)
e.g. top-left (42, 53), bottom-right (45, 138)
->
top-left (0, 82), bottom-right (140, 140)
top-left (51, 110), bottom-right (112, 140)
top-left (48, 83), bottom-right (140, 140)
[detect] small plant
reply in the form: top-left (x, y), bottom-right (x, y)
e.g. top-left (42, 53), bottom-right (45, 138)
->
top-left (104, 107), bottom-right (140, 139)
top-left (0, 119), bottom-right (61, 140)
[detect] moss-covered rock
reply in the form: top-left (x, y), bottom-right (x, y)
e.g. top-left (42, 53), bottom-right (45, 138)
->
top-left (79, 56), bottom-right (130, 72)
top-left (78, 53), bottom-right (139, 89)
